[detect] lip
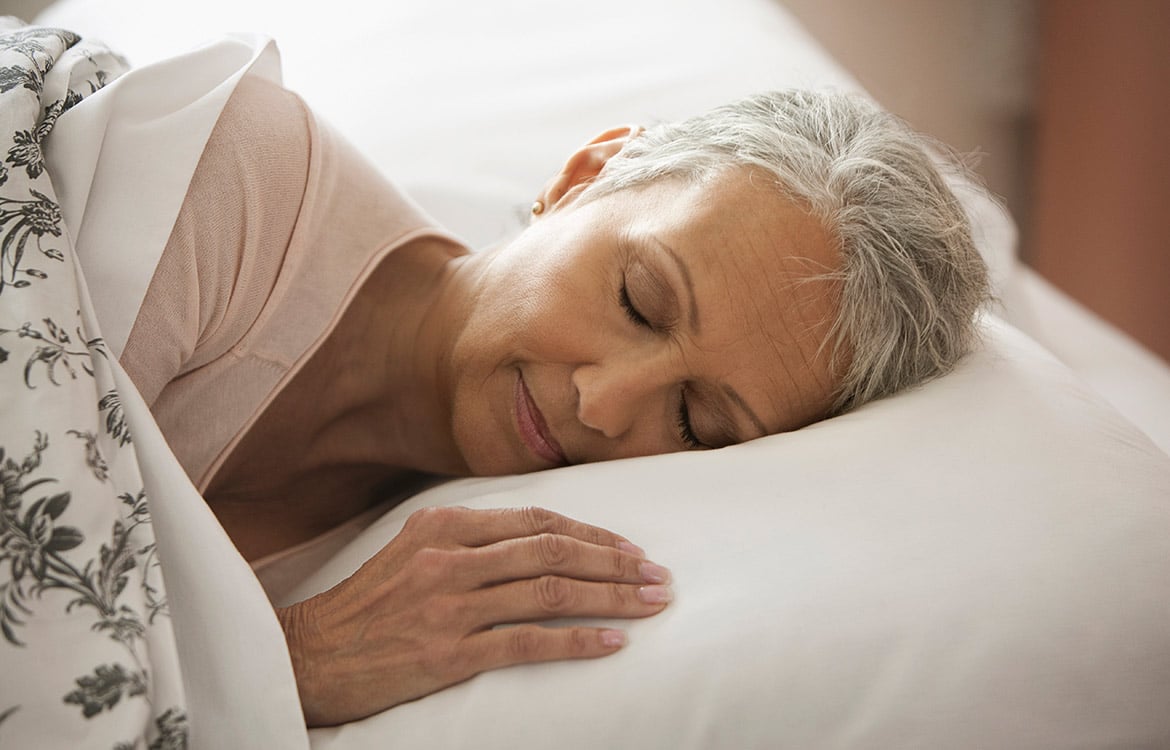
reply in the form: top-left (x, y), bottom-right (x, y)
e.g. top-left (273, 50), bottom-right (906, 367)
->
top-left (514, 371), bottom-right (569, 467)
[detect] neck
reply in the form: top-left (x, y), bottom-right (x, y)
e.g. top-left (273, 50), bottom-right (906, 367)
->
top-left (304, 237), bottom-right (475, 477)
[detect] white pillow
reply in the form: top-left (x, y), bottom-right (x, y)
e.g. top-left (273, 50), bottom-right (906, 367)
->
top-left (296, 317), bottom-right (1170, 749)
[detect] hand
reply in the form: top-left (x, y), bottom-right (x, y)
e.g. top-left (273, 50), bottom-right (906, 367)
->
top-left (276, 505), bottom-right (672, 726)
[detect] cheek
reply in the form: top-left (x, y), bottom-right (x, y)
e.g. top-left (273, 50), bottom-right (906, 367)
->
top-left (472, 269), bottom-right (605, 360)
top-left (449, 382), bottom-right (515, 476)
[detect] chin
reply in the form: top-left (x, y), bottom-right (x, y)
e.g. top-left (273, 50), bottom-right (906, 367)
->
top-left (451, 421), bottom-right (520, 477)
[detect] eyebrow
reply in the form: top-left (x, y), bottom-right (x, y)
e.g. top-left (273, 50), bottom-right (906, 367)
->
top-left (722, 384), bottom-right (769, 439)
top-left (649, 236), bottom-right (700, 332)
top-left (648, 235), bottom-right (769, 442)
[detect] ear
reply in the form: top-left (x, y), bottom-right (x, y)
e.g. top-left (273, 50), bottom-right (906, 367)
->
top-left (533, 124), bottom-right (643, 215)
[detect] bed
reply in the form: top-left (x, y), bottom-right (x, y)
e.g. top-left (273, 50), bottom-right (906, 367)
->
top-left (5, 0), bottom-right (1170, 747)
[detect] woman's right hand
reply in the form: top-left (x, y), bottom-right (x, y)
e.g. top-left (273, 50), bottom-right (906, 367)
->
top-left (275, 505), bottom-right (672, 727)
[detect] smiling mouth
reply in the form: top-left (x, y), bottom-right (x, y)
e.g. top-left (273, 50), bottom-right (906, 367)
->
top-left (515, 371), bottom-right (568, 467)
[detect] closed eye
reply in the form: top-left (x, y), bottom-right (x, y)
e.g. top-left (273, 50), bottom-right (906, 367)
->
top-left (619, 280), bottom-right (652, 328)
top-left (677, 392), bottom-right (705, 449)
top-left (622, 274), bottom-right (704, 448)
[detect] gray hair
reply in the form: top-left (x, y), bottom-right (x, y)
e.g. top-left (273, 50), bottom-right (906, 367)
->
top-left (579, 89), bottom-right (992, 415)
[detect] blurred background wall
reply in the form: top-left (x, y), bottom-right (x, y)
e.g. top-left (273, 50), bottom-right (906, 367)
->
top-left (4, 0), bottom-right (1168, 363)
top-left (1028, 1), bottom-right (1169, 364)
top-left (784, 0), bottom-right (1169, 365)
top-left (783, 0), bottom-right (1036, 248)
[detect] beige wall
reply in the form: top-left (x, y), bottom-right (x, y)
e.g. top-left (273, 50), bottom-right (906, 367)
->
top-left (783, 0), bottom-right (1170, 364)
top-left (1030, 0), bottom-right (1170, 362)
top-left (4, 0), bottom-right (54, 23)
top-left (781, 0), bottom-right (1037, 242)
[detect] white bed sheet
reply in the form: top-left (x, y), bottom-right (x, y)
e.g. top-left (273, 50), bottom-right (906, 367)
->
top-left (999, 264), bottom-right (1170, 454)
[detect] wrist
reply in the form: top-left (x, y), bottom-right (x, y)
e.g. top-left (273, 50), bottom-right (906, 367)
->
top-left (276, 600), bottom-right (328, 726)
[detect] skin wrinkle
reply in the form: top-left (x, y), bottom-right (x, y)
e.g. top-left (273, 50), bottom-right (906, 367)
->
top-left (732, 189), bottom-right (832, 423)
top-left (587, 89), bottom-right (990, 416)
top-left (750, 275), bottom-right (804, 421)
top-left (723, 242), bottom-right (788, 431)
top-left (651, 238), bottom-right (700, 332)
top-left (728, 174), bottom-right (834, 430)
top-left (442, 166), bottom-right (842, 472)
top-left (674, 226), bottom-right (751, 444)
top-left (639, 234), bottom-right (751, 445)
top-left (626, 257), bottom-right (678, 331)
top-left (668, 327), bottom-right (742, 448)
top-left (785, 260), bottom-right (843, 398)
top-left (633, 260), bottom-right (731, 439)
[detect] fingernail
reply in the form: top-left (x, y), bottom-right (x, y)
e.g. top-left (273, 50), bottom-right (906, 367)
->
top-left (639, 562), bottom-right (672, 584)
top-left (618, 540), bottom-right (646, 557)
top-left (600, 629), bottom-right (627, 648)
top-left (638, 585), bottom-right (673, 605)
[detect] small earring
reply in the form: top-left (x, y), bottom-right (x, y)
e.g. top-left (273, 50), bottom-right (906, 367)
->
top-left (531, 199), bottom-right (545, 216)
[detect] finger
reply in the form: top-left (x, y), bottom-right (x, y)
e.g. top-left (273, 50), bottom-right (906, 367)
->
top-left (454, 534), bottom-right (669, 588)
top-left (460, 625), bottom-right (627, 677)
top-left (467, 576), bottom-right (672, 626)
top-left (404, 506), bottom-right (643, 554)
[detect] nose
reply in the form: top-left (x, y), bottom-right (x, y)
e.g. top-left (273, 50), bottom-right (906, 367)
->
top-left (572, 349), bottom-right (679, 439)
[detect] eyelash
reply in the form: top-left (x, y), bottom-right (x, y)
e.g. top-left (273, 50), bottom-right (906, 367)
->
top-left (618, 281), bottom-right (650, 328)
top-left (676, 394), bottom-right (703, 449)
top-left (619, 279), bottom-right (703, 449)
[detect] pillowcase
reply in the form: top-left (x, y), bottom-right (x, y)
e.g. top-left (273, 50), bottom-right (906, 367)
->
top-left (296, 316), bottom-right (1170, 749)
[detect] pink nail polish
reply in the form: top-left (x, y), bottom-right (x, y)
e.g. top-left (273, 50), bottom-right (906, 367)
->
top-left (618, 540), bottom-right (646, 557)
top-left (600, 629), bottom-right (627, 648)
top-left (638, 585), bottom-right (673, 605)
top-left (639, 562), bottom-right (672, 584)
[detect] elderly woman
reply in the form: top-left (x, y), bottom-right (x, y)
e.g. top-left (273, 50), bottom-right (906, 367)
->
top-left (119, 75), bottom-right (988, 725)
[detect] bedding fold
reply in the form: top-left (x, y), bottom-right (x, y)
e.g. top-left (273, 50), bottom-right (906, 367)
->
top-left (0, 21), bottom-right (308, 749)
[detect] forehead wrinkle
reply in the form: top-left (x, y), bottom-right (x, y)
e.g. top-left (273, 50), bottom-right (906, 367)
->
top-left (672, 167), bottom-right (841, 434)
top-left (728, 200), bottom-right (839, 431)
top-left (756, 292), bottom-right (814, 429)
top-left (691, 242), bottom-right (799, 435)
